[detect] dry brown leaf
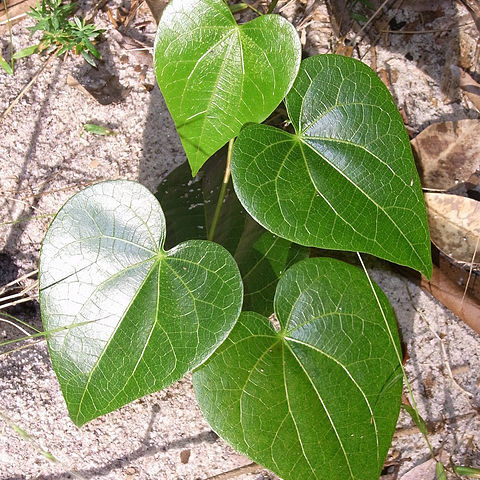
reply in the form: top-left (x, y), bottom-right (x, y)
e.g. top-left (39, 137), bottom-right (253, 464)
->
top-left (425, 192), bottom-right (480, 264)
top-left (399, 458), bottom-right (436, 480)
top-left (411, 119), bottom-right (480, 190)
top-left (399, 452), bottom-right (450, 480)
top-left (385, 0), bottom-right (450, 11)
top-left (451, 65), bottom-right (480, 113)
top-left (421, 264), bottom-right (480, 335)
top-left (144, 0), bottom-right (169, 23)
top-left (458, 0), bottom-right (480, 33)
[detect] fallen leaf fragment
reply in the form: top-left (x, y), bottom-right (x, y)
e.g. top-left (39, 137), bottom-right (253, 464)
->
top-left (411, 119), bottom-right (480, 190)
top-left (425, 192), bottom-right (480, 264)
top-left (82, 123), bottom-right (116, 136)
top-left (458, 0), bottom-right (480, 33)
top-left (399, 458), bottom-right (436, 480)
top-left (421, 264), bottom-right (480, 335)
top-left (450, 65), bottom-right (480, 113)
top-left (399, 452), bottom-right (450, 480)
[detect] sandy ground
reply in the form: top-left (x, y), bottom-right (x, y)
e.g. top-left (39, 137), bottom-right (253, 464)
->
top-left (1, 0), bottom-right (479, 479)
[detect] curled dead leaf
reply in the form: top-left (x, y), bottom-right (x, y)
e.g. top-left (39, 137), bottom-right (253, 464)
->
top-left (450, 66), bottom-right (480, 113)
top-left (425, 192), bottom-right (480, 264)
top-left (411, 119), bottom-right (480, 190)
top-left (399, 458), bottom-right (437, 480)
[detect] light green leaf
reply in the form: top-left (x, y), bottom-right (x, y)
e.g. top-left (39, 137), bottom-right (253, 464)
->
top-left (39, 180), bottom-right (243, 426)
top-left (11, 44), bottom-right (39, 59)
top-left (154, 0), bottom-right (301, 175)
top-left (454, 466), bottom-right (480, 478)
top-left (156, 155), bottom-right (308, 316)
top-left (402, 403), bottom-right (429, 439)
top-left (436, 462), bottom-right (447, 480)
top-left (82, 123), bottom-right (116, 136)
top-left (194, 257), bottom-right (403, 480)
top-left (231, 54), bottom-right (432, 277)
top-left (0, 55), bottom-right (13, 74)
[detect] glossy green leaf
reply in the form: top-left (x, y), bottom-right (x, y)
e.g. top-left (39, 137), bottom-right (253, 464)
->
top-left (154, 0), bottom-right (301, 175)
top-left (156, 155), bottom-right (308, 316)
top-left (39, 180), bottom-right (243, 426)
top-left (194, 257), bottom-right (403, 480)
top-left (231, 54), bottom-right (432, 277)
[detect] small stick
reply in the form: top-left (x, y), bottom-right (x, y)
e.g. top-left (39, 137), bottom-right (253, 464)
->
top-left (0, 280), bottom-right (38, 304)
top-left (205, 462), bottom-right (264, 480)
top-left (0, 295), bottom-right (36, 311)
top-left (0, 12), bottom-right (27, 26)
top-left (0, 269), bottom-right (38, 296)
top-left (351, 0), bottom-right (393, 46)
top-left (461, 236), bottom-right (479, 306)
top-left (0, 317), bottom-right (30, 336)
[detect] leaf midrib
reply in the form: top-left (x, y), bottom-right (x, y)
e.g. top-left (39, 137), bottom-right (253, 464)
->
top-left (283, 340), bottom-right (355, 479)
top-left (286, 336), bottom-right (380, 467)
top-left (74, 257), bottom-right (160, 424)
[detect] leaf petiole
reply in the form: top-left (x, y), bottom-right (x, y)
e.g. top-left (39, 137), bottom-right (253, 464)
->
top-left (207, 137), bottom-right (234, 241)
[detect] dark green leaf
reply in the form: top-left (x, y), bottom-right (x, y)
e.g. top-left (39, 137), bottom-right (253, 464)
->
top-left (156, 150), bottom-right (245, 253)
top-left (39, 180), bottom-right (243, 426)
top-left (154, 0), bottom-right (301, 175)
top-left (234, 220), bottom-right (308, 315)
top-left (156, 155), bottom-right (308, 316)
top-left (194, 257), bottom-right (403, 480)
top-left (231, 54), bottom-right (432, 277)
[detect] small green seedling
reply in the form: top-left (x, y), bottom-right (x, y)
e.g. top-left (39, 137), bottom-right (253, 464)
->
top-left (81, 123), bottom-right (116, 136)
top-left (10, 0), bottom-right (103, 69)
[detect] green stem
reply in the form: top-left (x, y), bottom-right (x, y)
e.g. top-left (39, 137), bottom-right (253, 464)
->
top-left (245, 2), bottom-right (263, 16)
top-left (208, 138), bottom-right (234, 241)
top-left (3, 0), bottom-right (14, 70)
top-left (266, 0), bottom-right (279, 14)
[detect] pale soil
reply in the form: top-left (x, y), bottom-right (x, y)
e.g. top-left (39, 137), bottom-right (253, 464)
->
top-left (0, 1), bottom-right (479, 479)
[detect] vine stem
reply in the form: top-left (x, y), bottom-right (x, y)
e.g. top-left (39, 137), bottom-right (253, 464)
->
top-left (266, 0), bottom-right (279, 14)
top-left (356, 253), bottom-right (435, 457)
top-left (207, 138), bottom-right (234, 241)
top-left (3, 0), bottom-right (13, 70)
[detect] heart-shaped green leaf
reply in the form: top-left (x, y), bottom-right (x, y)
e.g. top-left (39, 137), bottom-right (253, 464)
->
top-left (231, 55), bottom-right (432, 277)
top-left (194, 257), bottom-right (403, 480)
top-left (154, 0), bottom-right (301, 175)
top-left (39, 180), bottom-right (243, 426)
top-left (156, 155), bottom-right (309, 316)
